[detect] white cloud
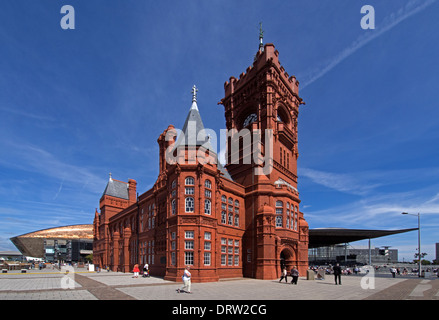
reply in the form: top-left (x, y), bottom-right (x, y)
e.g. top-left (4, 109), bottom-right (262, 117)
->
top-left (0, 141), bottom-right (106, 195)
top-left (0, 107), bottom-right (56, 122)
top-left (300, 168), bottom-right (379, 196)
top-left (300, 167), bottom-right (439, 196)
top-left (300, 0), bottom-right (438, 89)
top-left (304, 184), bottom-right (439, 230)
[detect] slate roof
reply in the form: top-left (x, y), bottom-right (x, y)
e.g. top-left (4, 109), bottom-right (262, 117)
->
top-left (173, 96), bottom-right (233, 181)
top-left (101, 177), bottom-right (129, 200)
top-left (174, 100), bottom-right (211, 148)
top-left (217, 161), bottom-right (233, 180)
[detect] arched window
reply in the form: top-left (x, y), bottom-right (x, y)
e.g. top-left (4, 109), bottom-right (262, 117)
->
top-left (276, 106), bottom-right (290, 125)
top-left (277, 114), bottom-right (283, 122)
top-left (171, 199), bottom-right (176, 215)
top-left (185, 197), bottom-right (194, 212)
top-left (275, 201), bottom-right (283, 216)
top-left (234, 215), bottom-right (239, 227)
top-left (243, 113), bottom-right (257, 127)
top-left (234, 200), bottom-right (240, 207)
top-left (228, 197), bottom-right (233, 205)
top-left (221, 195), bottom-right (227, 203)
top-left (185, 177), bottom-right (195, 185)
top-left (228, 213), bottom-right (233, 225)
top-left (275, 200), bottom-right (283, 228)
top-left (205, 180), bottom-right (211, 189)
top-left (204, 199), bottom-right (211, 215)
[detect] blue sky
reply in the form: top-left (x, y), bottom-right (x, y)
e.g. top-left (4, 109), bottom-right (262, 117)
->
top-left (0, 0), bottom-right (438, 262)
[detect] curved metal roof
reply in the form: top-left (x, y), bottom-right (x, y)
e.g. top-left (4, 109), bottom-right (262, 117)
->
top-left (10, 224), bottom-right (93, 258)
top-left (12, 224), bottom-right (93, 239)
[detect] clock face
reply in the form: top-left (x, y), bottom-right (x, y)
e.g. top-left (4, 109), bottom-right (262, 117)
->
top-left (243, 113), bottom-right (257, 127)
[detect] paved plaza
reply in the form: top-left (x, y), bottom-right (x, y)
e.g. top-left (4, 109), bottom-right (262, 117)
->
top-left (0, 267), bottom-right (438, 302)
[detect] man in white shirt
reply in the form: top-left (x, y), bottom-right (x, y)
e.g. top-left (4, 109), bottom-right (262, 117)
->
top-left (177, 266), bottom-right (192, 294)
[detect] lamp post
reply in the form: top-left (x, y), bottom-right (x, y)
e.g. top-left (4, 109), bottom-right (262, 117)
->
top-left (401, 212), bottom-right (421, 277)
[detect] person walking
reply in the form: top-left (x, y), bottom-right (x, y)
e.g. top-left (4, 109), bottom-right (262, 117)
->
top-left (143, 263), bottom-right (150, 278)
top-left (290, 266), bottom-right (299, 285)
top-left (132, 264), bottom-right (140, 278)
top-left (390, 266), bottom-right (397, 278)
top-left (333, 263), bottom-right (342, 285)
top-left (279, 267), bottom-right (288, 283)
top-left (177, 266), bottom-right (192, 294)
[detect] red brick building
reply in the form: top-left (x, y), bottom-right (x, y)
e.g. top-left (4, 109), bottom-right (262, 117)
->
top-left (93, 42), bottom-right (309, 282)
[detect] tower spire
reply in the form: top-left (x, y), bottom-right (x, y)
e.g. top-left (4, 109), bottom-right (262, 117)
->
top-left (190, 85), bottom-right (199, 111)
top-left (191, 85), bottom-right (198, 103)
top-left (258, 22), bottom-right (264, 51)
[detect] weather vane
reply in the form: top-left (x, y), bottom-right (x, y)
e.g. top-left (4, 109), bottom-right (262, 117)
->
top-left (192, 85), bottom-right (198, 103)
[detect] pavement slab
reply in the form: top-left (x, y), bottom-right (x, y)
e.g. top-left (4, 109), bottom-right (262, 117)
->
top-left (0, 268), bottom-right (437, 302)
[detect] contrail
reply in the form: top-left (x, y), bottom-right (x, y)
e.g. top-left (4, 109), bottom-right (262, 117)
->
top-left (53, 178), bottom-right (65, 201)
top-left (300, 0), bottom-right (437, 89)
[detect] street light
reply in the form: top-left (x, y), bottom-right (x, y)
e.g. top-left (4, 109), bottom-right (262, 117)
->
top-left (401, 212), bottom-right (421, 277)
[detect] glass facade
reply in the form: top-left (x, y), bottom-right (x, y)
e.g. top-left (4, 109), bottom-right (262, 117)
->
top-left (43, 239), bottom-right (92, 263)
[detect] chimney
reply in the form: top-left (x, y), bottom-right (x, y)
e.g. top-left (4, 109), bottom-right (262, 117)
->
top-left (128, 179), bottom-right (137, 205)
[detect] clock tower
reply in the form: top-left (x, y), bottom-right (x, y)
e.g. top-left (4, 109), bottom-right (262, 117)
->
top-left (219, 35), bottom-right (309, 278)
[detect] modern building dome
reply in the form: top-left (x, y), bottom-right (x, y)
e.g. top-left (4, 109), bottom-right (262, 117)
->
top-left (10, 224), bottom-right (93, 260)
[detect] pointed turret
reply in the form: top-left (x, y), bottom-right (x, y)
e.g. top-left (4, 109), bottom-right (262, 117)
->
top-left (174, 85), bottom-right (210, 148)
top-left (168, 85), bottom-right (232, 179)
